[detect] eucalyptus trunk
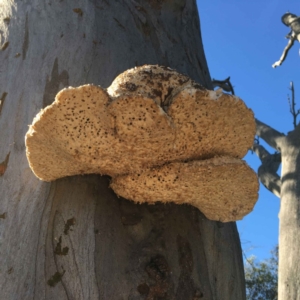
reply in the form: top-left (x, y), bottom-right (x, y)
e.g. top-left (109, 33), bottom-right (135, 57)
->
top-left (280, 129), bottom-right (300, 299)
top-left (0, 1), bottom-right (245, 299)
top-left (254, 118), bottom-right (300, 300)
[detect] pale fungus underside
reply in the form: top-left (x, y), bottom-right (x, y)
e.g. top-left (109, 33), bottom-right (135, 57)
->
top-left (25, 65), bottom-right (258, 222)
top-left (111, 157), bottom-right (258, 222)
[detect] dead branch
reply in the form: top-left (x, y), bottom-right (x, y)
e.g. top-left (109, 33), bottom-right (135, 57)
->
top-left (272, 37), bottom-right (295, 68)
top-left (252, 143), bottom-right (281, 198)
top-left (255, 119), bottom-right (285, 151)
top-left (272, 13), bottom-right (300, 68)
top-left (287, 81), bottom-right (300, 128)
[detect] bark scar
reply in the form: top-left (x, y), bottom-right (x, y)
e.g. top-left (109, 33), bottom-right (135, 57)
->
top-left (176, 235), bottom-right (203, 299)
top-left (113, 18), bottom-right (126, 30)
top-left (73, 8), bottom-right (83, 16)
top-left (47, 269), bottom-right (66, 287)
top-left (54, 236), bottom-right (69, 256)
top-left (1, 42), bottom-right (9, 51)
top-left (0, 212), bottom-right (7, 219)
top-left (138, 255), bottom-right (173, 299)
top-left (64, 217), bottom-right (76, 234)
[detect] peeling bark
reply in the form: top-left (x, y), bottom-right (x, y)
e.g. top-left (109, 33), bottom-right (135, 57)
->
top-left (0, 1), bottom-right (245, 299)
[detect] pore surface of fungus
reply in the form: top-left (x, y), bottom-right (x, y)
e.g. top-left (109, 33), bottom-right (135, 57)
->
top-left (26, 65), bottom-right (258, 222)
top-left (111, 156), bottom-right (259, 222)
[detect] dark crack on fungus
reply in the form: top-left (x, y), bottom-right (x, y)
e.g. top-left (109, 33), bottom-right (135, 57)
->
top-left (152, 89), bottom-right (163, 100)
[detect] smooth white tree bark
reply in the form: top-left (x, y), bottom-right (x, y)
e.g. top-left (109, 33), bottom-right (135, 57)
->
top-left (254, 118), bottom-right (300, 300)
top-left (0, 1), bottom-right (245, 299)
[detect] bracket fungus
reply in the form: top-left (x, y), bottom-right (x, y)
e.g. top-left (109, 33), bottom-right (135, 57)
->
top-left (25, 65), bottom-right (259, 222)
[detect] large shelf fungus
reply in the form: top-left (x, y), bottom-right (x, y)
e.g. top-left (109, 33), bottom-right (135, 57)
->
top-left (111, 157), bottom-right (258, 222)
top-left (25, 65), bottom-right (259, 222)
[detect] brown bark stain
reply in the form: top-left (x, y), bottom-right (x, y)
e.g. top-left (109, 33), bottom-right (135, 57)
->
top-left (0, 212), bottom-right (7, 219)
top-left (176, 235), bottom-right (203, 299)
top-left (43, 58), bottom-right (69, 107)
top-left (1, 42), bottom-right (9, 51)
top-left (64, 217), bottom-right (76, 234)
top-left (3, 17), bottom-right (10, 25)
top-left (0, 152), bottom-right (10, 176)
top-left (22, 14), bottom-right (29, 60)
top-left (138, 255), bottom-right (173, 299)
top-left (133, 206), bottom-right (206, 299)
top-left (54, 236), bottom-right (69, 256)
top-left (0, 92), bottom-right (7, 115)
top-left (47, 269), bottom-right (66, 287)
top-left (73, 8), bottom-right (83, 16)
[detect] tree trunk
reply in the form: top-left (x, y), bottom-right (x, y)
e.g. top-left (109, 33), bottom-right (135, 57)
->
top-left (254, 119), bottom-right (300, 300)
top-left (278, 126), bottom-right (300, 299)
top-left (0, 1), bottom-right (245, 299)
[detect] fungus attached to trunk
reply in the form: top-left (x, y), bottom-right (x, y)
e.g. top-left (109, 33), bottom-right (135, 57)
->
top-left (25, 65), bottom-right (259, 222)
top-left (111, 157), bottom-right (258, 222)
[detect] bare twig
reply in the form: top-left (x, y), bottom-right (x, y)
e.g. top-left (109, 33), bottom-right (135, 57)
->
top-left (252, 143), bottom-right (281, 198)
top-left (287, 81), bottom-right (300, 128)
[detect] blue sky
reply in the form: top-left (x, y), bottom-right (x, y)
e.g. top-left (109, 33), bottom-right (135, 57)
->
top-left (197, 0), bottom-right (300, 260)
